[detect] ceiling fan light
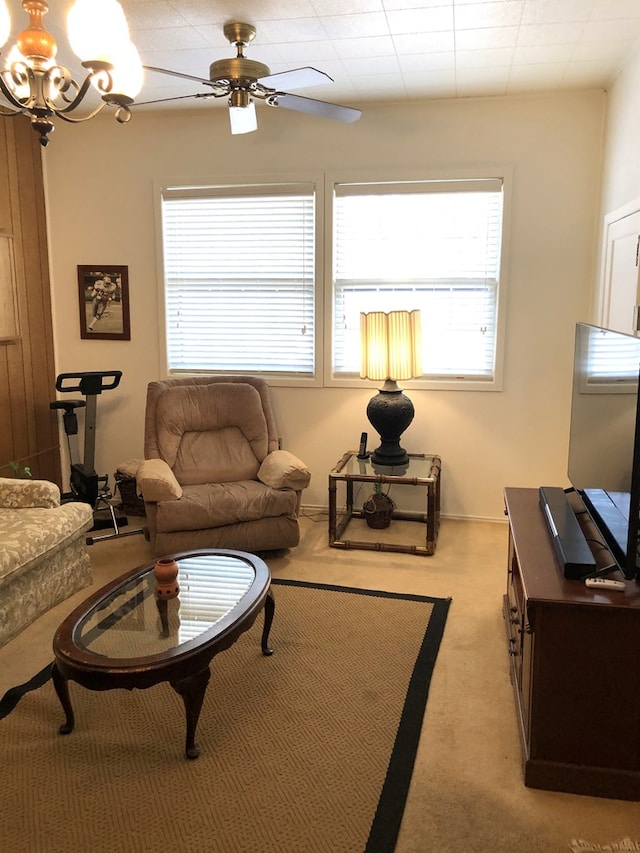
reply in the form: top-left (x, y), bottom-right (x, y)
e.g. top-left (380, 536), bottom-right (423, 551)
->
top-left (67, 0), bottom-right (130, 63)
top-left (229, 98), bottom-right (257, 134)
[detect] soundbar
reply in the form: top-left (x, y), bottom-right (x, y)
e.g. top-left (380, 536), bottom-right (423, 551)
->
top-left (539, 486), bottom-right (596, 579)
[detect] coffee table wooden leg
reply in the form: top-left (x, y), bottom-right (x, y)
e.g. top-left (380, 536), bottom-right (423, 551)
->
top-left (262, 588), bottom-right (275, 656)
top-left (172, 666), bottom-right (211, 760)
top-left (52, 663), bottom-right (75, 735)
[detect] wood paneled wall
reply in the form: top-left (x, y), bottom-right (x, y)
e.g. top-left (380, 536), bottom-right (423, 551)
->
top-left (0, 117), bottom-right (60, 484)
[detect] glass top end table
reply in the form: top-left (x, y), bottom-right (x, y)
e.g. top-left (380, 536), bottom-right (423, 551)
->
top-left (328, 451), bottom-right (441, 556)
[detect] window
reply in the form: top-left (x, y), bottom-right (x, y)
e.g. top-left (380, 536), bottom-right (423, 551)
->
top-left (158, 173), bottom-right (508, 388)
top-left (332, 178), bottom-right (505, 385)
top-left (161, 182), bottom-right (316, 376)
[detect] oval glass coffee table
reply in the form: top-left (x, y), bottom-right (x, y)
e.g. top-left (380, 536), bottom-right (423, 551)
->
top-left (52, 549), bottom-right (274, 759)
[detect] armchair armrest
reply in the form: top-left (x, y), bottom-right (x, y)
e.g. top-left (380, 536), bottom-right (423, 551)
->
top-left (257, 450), bottom-right (311, 491)
top-left (0, 477), bottom-right (60, 509)
top-left (137, 459), bottom-right (183, 502)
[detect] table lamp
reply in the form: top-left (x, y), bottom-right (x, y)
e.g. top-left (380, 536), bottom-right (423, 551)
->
top-left (360, 310), bottom-right (422, 467)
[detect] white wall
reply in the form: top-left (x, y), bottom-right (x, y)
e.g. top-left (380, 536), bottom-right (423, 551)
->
top-left (600, 44), bottom-right (640, 218)
top-left (42, 91), bottom-right (605, 521)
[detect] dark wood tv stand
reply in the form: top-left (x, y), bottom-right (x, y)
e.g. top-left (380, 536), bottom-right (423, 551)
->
top-left (503, 487), bottom-right (640, 800)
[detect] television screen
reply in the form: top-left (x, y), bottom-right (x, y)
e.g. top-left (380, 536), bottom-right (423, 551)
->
top-left (568, 323), bottom-right (640, 580)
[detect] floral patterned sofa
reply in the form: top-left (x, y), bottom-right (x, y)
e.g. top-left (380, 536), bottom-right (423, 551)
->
top-left (0, 478), bottom-right (94, 648)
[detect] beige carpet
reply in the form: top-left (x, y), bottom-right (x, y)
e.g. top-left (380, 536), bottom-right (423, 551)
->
top-left (2, 515), bottom-right (640, 851)
top-left (0, 576), bottom-right (449, 853)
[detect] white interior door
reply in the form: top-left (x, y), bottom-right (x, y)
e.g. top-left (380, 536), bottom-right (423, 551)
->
top-left (599, 205), bottom-right (640, 335)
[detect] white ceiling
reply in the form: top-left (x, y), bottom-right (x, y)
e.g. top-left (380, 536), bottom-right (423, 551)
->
top-left (4, 0), bottom-right (640, 111)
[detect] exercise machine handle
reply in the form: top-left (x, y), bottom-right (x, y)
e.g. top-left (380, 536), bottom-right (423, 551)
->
top-left (56, 370), bottom-right (122, 396)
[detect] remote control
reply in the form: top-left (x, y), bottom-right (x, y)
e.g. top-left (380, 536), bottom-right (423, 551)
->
top-left (585, 578), bottom-right (626, 592)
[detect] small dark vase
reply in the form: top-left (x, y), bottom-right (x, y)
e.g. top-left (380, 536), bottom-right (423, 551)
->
top-left (363, 491), bottom-right (395, 529)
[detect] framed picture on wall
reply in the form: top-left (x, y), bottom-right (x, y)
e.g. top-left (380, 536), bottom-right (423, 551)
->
top-left (78, 264), bottom-right (131, 341)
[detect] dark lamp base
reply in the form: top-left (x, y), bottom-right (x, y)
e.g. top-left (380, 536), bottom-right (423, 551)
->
top-left (366, 388), bottom-right (415, 470)
top-left (371, 445), bottom-right (410, 467)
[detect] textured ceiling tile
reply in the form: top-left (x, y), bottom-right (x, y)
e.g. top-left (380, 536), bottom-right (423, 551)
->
top-left (0, 0), bottom-right (635, 111)
top-left (454, 1), bottom-right (525, 30)
top-left (321, 12), bottom-right (391, 38)
top-left (386, 6), bottom-right (455, 34)
top-left (520, 0), bottom-right (593, 26)
top-left (392, 30), bottom-right (456, 54)
top-left (455, 25), bottom-right (519, 49)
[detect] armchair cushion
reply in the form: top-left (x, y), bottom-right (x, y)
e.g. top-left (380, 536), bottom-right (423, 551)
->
top-left (155, 383), bottom-right (268, 484)
top-left (0, 478), bottom-right (60, 509)
top-left (155, 481), bottom-right (298, 533)
top-left (137, 459), bottom-right (183, 502)
top-left (258, 450), bottom-right (311, 491)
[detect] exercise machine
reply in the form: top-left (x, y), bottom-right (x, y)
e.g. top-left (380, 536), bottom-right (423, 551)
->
top-left (50, 370), bottom-right (145, 545)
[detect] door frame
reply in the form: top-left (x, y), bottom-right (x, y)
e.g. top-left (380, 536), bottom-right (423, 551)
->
top-left (598, 197), bottom-right (640, 332)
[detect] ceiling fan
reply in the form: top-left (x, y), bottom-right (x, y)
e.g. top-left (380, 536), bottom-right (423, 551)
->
top-left (139, 21), bottom-right (362, 135)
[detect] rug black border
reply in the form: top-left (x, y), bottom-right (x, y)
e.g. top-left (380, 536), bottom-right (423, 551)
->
top-left (273, 579), bottom-right (452, 853)
top-left (0, 578), bottom-right (451, 853)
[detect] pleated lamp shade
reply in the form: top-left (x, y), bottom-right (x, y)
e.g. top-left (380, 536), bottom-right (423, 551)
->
top-left (360, 310), bottom-right (422, 382)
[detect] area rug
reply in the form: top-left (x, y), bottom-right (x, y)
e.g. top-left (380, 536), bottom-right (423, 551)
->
top-left (0, 579), bottom-right (450, 853)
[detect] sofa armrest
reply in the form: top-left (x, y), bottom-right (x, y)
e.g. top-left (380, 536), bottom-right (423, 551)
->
top-left (257, 450), bottom-right (311, 491)
top-left (137, 459), bottom-right (183, 502)
top-left (0, 477), bottom-right (60, 509)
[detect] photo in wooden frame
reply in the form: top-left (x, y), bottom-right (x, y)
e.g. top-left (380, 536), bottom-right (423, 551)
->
top-left (78, 265), bottom-right (130, 340)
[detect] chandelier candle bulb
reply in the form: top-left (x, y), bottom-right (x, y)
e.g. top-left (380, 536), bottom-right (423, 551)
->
top-left (0, 2), bottom-right (9, 47)
top-left (67, 0), bottom-right (130, 62)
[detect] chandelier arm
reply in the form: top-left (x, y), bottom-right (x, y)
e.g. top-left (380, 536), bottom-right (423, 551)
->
top-left (50, 100), bottom-right (109, 124)
top-left (45, 67), bottom-right (111, 115)
top-left (0, 64), bottom-right (115, 119)
top-left (0, 65), bottom-right (38, 110)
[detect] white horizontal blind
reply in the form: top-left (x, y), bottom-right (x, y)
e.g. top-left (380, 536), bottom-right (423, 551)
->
top-left (161, 184), bottom-right (315, 375)
top-left (333, 179), bottom-right (504, 381)
top-left (584, 327), bottom-right (640, 388)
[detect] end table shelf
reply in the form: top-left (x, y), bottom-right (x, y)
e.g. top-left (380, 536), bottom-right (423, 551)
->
top-left (328, 451), bottom-right (441, 556)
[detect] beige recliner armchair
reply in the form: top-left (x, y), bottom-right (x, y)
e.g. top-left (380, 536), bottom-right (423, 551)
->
top-left (137, 376), bottom-right (311, 557)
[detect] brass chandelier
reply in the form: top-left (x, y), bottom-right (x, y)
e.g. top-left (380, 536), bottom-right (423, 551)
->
top-left (0, 0), bottom-right (143, 146)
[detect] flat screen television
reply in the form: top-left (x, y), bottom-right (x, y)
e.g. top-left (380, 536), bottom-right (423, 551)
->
top-left (568, 322), bottom-right (640, 580)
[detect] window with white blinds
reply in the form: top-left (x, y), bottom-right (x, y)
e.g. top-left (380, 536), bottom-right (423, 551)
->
top-left (161, 183), bottom-right (316, 375)
top-left (333, 179), bottom-right (504, 381)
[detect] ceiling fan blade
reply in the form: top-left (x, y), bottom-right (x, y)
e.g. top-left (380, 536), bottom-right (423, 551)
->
top-left (270, 93), bottom-right (361, 124)
top-left (258, 67), bottom-right (333, 90)
top-left (143, 65), bottom-right (220, 88)
top-left (134, 93), bottom-right (219, 107)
